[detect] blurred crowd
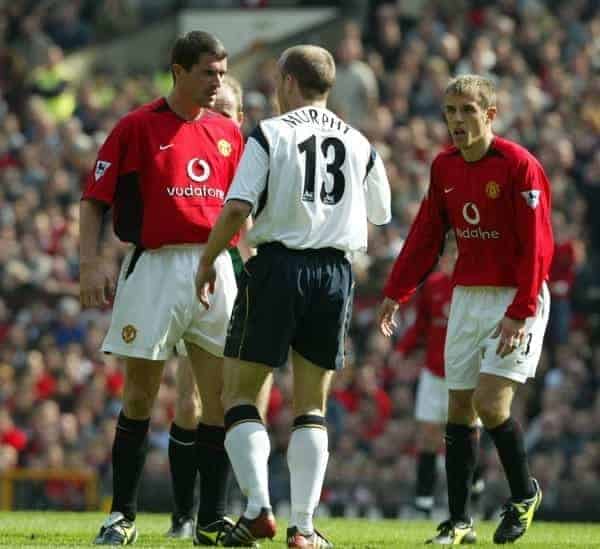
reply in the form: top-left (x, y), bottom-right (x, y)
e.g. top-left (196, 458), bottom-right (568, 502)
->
top-left (1, 0), bottom-right (599, 518)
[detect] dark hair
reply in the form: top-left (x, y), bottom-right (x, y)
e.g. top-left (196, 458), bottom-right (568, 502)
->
top-left (279, 45), bottom-right (336, 99)
top-left (171, 31), bottom-right (227, 72)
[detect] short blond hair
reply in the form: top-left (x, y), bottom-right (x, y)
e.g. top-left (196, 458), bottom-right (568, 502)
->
top-left (445, 74), bottom-right (496, 109)
top-left (279, 45), bottom-right (336, 99)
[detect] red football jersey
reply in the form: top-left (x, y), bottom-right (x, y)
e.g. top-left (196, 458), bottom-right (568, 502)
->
top-left (82, 98), bottom-right (244, 249)
top-left (384, 136), bottom-right (554, 319)
top-left (395, 271), bottom-right (451, 378)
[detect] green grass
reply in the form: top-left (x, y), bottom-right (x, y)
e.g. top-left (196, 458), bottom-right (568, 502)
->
top-left (0, 512), bottom-right (598, 548)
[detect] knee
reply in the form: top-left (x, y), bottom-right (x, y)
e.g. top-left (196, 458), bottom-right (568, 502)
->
top-left (418, 423), bottom-right (444, 452)
top-left (447, 395), bottom-right (477, 425)
top-left (221, 387), bottom-right (252, 414)
top-left (200, 392), bottom-right (224, 426)
top-left (221, 374), bottom-right (261, 413)
top-left (123, 386), bottom-right (155, 419)
top-left (293, 386), bottom-right (328, 417)
top-left (472, 392), bottom-right (509, 428)
top-left (221, 386), bottom-right (237, 413)
top-left (293, 400), bottom-right (326, 418)
top-left (174, 393), bottom-right (202, 429)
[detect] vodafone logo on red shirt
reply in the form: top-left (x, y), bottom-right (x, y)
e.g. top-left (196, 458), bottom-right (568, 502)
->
top-left (462, 202), bottom-right (480, 225)
top-left (165, 156), bottom-right (225, 200)
top-left (456, 202), bottom-right (501, 240)
top-left (187, 158), bottom-right (210, 182)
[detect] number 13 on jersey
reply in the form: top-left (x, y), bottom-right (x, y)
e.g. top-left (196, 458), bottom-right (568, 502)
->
top-left (298, 134), bottom-right (346, 205)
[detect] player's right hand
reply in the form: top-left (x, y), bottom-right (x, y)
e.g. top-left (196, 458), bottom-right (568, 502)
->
top-left (79, 258), bottom-right (115, 308)
top-left (378, 297), bottom-right (399, 337)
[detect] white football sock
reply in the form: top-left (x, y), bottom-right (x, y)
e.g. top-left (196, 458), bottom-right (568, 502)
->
top-left (225, 421), bottom-right (271, 519)
top-left (287, 425), bottom-right (329, 535)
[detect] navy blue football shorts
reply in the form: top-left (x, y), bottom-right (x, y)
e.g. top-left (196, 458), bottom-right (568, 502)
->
top-left (224, 242), bottom-right (354, 370)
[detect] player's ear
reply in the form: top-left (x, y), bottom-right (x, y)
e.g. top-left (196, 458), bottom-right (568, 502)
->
top-left (172, 63), bottom-right (185, 81)
top-left (284, 73), bottom-right (295, 91)
top-left (486, 105), bottom-right (497, 123)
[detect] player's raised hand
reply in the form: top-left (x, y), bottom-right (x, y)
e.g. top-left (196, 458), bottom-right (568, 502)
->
top-left (492, 315), bottom-right (526, 357)
top-left (195, 258), bottom-right (216, 310)
top-left (378, 297), bottom-right (400, 337)
top-left (79, 258), bottom-right (115, 308)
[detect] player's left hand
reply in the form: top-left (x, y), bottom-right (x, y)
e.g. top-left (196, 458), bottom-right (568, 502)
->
top-left (378, 297), bottom-right (400, 337)
top-left (492, 316), bottom-right (527, 357)
top-left (195, 258), bottom-right (216, 310)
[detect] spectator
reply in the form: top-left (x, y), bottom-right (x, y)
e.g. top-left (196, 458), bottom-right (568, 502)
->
top-left (329, 34), bottom-right (379, 128)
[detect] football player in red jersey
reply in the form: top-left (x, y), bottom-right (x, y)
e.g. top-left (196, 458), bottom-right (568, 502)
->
top-left (395, 238), bottom-right (485, 519)
top-left (80, 32), bottom-right (244, 546)
top-left (379, 75), bottom-right (553, 545)
top-left (166, 75), bottom-right (273, 542)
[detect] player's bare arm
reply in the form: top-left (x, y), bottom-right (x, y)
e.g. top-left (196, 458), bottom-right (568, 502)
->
top-left (196, 199), bottom-right (252, 308)
top-left (79, 199), bottom-right (115, 308)
top-left (237, 215), bottom-right (256, 263)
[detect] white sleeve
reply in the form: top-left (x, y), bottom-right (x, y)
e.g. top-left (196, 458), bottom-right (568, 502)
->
top-left (364, 148), bottom-right (391, 225)
top-left (226, 131), bottom-right (269, 212)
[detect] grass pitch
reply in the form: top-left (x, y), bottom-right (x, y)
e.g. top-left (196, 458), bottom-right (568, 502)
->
top-left (0, 512), bottom-right (598, 548)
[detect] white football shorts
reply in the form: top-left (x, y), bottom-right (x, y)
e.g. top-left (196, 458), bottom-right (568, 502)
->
top-left (415, 368), bottom-right (448, 424)
top-left (444, 283), bottom-right (550, 390)
top-left (102, 244), bottom-right (236, 360)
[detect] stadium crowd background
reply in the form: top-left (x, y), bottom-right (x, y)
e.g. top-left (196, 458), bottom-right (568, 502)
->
top-left (1, 0), bottom-right (599, 520)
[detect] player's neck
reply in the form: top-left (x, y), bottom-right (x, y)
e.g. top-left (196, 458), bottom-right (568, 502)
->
top-left (166, 91), bottom-right (205, 121)
top-left (459, 132), bottom-right (494, 162)
top-left (286, 98), bottom-right (328, 112)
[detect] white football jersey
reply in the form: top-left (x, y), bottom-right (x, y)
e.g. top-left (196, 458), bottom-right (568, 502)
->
top-left (226, 106), bottom-right (391, 254)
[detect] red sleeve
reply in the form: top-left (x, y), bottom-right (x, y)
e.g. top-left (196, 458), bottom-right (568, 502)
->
top-left (395, 287), bottom-right (430, 355)
top-left (81, 114), bottom-right (137, 206)
top-left (506, 157), bottom-right (554, 319)
top-left (383, 158), bottom-right (449, 302)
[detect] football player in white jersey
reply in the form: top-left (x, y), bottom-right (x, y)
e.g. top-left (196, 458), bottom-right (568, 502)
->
top-left (195, 45), bottom-right (391, 548)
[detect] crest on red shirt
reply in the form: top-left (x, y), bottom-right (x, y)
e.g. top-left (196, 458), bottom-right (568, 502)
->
top-left (485, 181), bottom-right (500, 199)
top-left (94, 160), bottom-right (112, 182)
top-left (218, 139), bottom-right (232, 157)
top-left (521, 190), bottom-right (541, 209)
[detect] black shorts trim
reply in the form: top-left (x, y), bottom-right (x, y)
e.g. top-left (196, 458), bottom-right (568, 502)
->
top-left (125, 246), bottom-right (144, 279)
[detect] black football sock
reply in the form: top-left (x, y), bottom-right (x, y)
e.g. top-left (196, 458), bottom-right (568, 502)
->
top-left (415, 451), bottom-right (437, 509)
top-left (487, 418), bottom-right (534, 500)
top-left (110, 412), bottom-right (150, 522)
top-left (168, 423), bottom-right (197, 520)
top-left (445, 423), bottom-right (478, 524)
top-left (196, 423), bottom-right (232, 526)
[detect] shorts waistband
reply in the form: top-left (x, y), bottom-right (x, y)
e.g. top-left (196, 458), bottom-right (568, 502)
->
top-left (257, 241), bottom-right (346, 259)
top-left (143, 243), bottom-right (206, 253)
top-left (454, 285), bottom-right (517, 294)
